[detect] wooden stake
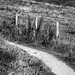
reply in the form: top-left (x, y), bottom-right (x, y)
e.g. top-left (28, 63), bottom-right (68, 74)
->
top-left (35, 16), bottom-right (38, 29)
top-left (16, 13), bottom-right (18, 26)
top-left (56, 21), bottom-right (59, 37)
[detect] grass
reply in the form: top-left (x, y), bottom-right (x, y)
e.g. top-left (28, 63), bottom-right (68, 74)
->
top-left (0, 39), bottom-right (56, 75)
top-left (0, 0), bottom-right (75, 73)
top-left (0, 11), bottom-right (75, 71)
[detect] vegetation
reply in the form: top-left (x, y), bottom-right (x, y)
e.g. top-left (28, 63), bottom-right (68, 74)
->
top-left (0, 0), bottom-right (75, 7)
top-left (34, 0), bottom-right (75, 7)
top-left (0, 15), bottom-right (55, 46)
top-left (0, 0), bottom-right (75, 72)
top-left (0, 39), bottom-right (55, 75)
top-left (1, 14), bottom-right (75, 70)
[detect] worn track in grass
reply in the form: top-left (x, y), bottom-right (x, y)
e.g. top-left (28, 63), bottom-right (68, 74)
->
top-left (4, 40), bottom-right (75, 75)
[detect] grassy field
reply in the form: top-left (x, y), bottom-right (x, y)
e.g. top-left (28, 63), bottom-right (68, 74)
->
top-left (0, 0), bottom-right (75, 72)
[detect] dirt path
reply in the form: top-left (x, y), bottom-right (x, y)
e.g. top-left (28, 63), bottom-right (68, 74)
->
top-left (5, 40), bottom-right (75, 75)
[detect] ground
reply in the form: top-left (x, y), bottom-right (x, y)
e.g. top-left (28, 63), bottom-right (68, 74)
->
top-left (0, 0), bottom-right (75, 75)
top-left (0, 38), bottom-right (55, 75)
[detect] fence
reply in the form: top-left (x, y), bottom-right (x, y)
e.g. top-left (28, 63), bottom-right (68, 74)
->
top-left (15, 13), bottom-right (60, 38)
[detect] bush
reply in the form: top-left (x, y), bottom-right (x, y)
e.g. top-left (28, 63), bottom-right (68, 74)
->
top-left (0, 16), bottom-right (55, 47)
top-left (40, 24), bottom-right (55, 47)
top-left (53, 42), bottom-right (70, 54)
top-left (0, 47), bottom-right (17, 75)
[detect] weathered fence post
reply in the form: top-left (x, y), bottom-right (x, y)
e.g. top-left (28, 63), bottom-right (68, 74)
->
top-left (16, 13), bottom-right (18, 26)
top-left (35, 16), bottom-right (38, 29)
top-left (56, 21), bottom-right (59, 37)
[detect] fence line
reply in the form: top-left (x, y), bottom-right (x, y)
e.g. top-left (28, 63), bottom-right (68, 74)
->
top-left (15, 13), bottom-right (60, 38)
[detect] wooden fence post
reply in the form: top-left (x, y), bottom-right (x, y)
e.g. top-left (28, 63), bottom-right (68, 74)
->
top-left (16, 13), bottom-right (18, 26)
top-left (56, 21), bottom-right (59, 37)
top-left (35, 16), bottom-right (38, 29)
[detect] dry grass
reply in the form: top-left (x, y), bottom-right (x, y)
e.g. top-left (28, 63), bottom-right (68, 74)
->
top-left (0, 39), bottom-right (56, 75)
top-left (0, 0), bottom-right (75, 73)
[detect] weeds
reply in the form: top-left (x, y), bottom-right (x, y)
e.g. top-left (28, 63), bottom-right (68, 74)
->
top-left (0, 40), bottom-right (56, 75)
top-left (0, 15), bottom-right (55, 46)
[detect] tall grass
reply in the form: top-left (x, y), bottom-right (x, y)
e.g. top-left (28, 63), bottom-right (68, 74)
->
top-left (0, 15), bottom-right (55, 46)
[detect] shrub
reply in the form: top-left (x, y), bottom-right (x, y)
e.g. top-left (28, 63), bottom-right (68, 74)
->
top-left (0, 16), bottom-right (55, 47)
top-left (0, 47), bottom-right (17, 75)
top-left (53, 42), bottom-right (70, 54)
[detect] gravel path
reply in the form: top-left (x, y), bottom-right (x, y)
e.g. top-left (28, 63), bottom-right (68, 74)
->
top-left (5, 40), bottom-right (75, 75)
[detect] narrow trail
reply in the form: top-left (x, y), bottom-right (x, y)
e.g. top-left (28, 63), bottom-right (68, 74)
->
top-left (5, 40), bottom-right (75, 75)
